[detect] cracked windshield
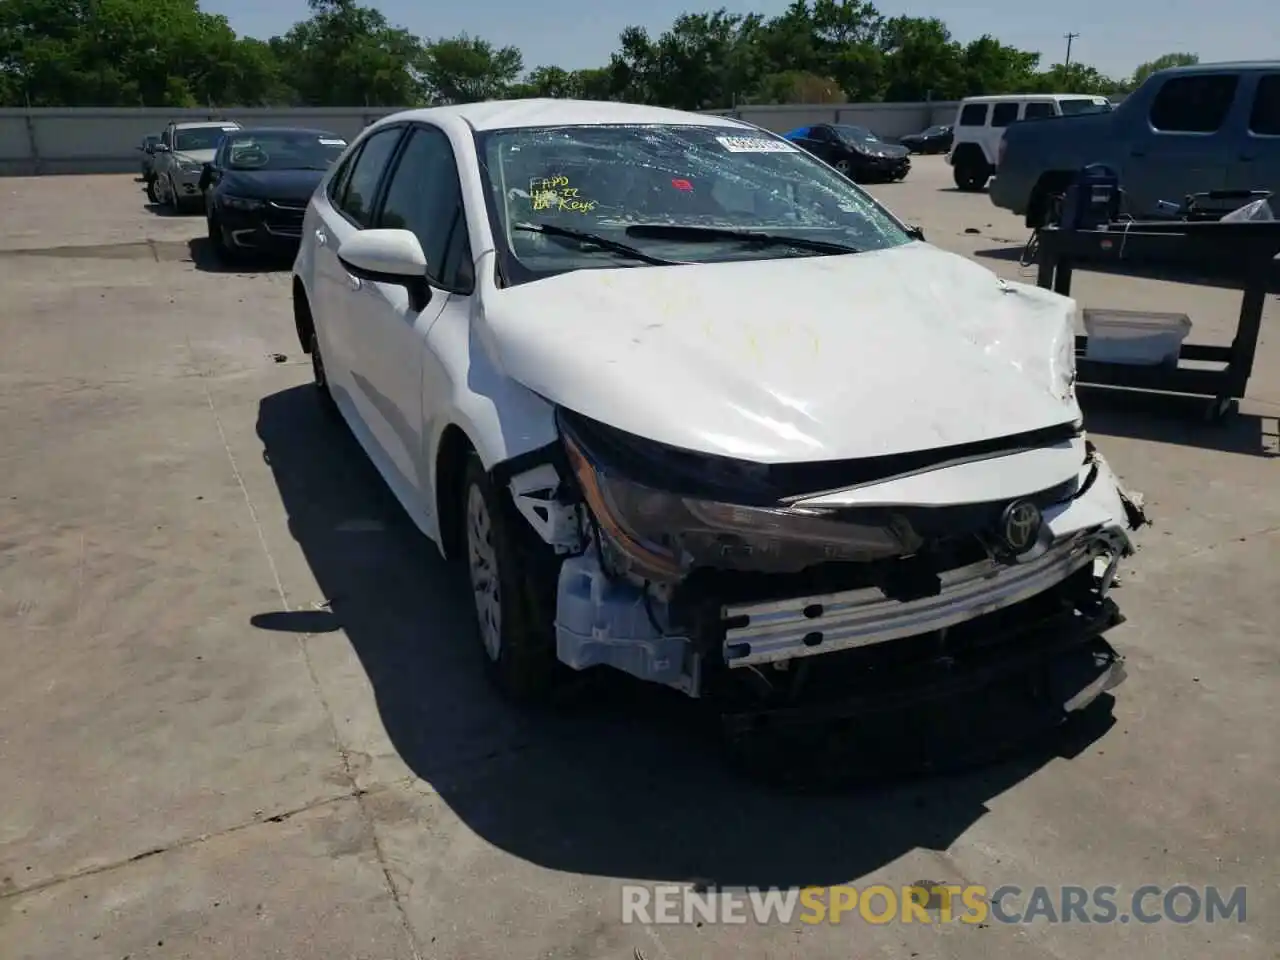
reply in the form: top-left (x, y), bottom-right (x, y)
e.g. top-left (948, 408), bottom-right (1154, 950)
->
top-left (479, 124), bottom-right (911, 275)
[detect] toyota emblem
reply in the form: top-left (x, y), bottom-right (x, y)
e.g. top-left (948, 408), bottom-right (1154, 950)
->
top-left (998, 499), bottom-right (1043, 555)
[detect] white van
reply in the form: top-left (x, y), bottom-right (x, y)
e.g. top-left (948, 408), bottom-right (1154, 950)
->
top-left (947, 94), bottom-right (1113, 191)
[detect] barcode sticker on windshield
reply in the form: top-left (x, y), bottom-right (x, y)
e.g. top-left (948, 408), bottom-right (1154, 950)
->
top-left (715, 135), bottom-right (797, 153)
top-left (319, 138), bottom-right (346, 146)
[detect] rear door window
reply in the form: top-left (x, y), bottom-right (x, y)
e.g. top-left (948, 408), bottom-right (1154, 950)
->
top-left (959, 103), bottom-right (988, 126)
top-left (990, 102), bottom-right (1020, 127)
top-left (1149, 74), bottom-right (1240, 132)
top-left (1024, 102), bottom-right (1056, 119)
top-left (1248, 74), bottom-right (1280, 135)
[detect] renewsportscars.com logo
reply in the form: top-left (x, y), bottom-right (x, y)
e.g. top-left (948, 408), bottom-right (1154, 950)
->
top-left (621, 884), bottom-right (1248, 926)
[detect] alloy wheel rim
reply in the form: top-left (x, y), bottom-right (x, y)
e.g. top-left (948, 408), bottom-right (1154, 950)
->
top-left (466, 483), bottom-right (502, 661)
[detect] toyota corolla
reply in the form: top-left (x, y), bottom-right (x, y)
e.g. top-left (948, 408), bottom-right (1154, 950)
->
top-left (289, 99), bottom-right (1148, 736)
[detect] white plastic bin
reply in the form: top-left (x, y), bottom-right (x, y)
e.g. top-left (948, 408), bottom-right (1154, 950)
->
top-left (1083, 308), bottom-right (1193, 366)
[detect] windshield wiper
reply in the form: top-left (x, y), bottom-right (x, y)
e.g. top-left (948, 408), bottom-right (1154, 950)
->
top-left (513, 222), bottom-right (682, 266)
top-left (625, 224), bottom-right (859, 256)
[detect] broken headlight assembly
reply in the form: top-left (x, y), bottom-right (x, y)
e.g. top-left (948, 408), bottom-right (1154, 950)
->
top-left (557, 410), bottom-right (916, 583)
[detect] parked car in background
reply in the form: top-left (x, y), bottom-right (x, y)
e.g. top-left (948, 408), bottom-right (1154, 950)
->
top-left (782, 123), bottom-right (911, 182)
top-left (948, 94), bottom-right (1112, 192)
top-left (200, 127), bottom-right (348, 262)
top-left (149, 119), bottom-right (241, 210)
top-left (138, 133), bottom-right (160, 180)
top-left (899, 124), bottom-right (953, 154)
top-left (992, 62), bottom-right (1280, 224)
top-left (289, 100), bottom-right (1145, 735)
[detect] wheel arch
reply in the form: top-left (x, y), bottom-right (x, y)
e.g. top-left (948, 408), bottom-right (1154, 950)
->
top-left (951, 142), bottom-right (989, 169)
top-left (1027, 171), bottom-right (1074, 228)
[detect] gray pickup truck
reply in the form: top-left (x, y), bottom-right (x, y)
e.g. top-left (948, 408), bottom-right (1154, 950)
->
top-left (991, 61), bottom-right (1280, 225)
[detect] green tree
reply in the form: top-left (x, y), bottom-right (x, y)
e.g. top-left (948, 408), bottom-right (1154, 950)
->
top-left (418, 33), bottom-right (523, 103)
top-left (272, 0), bottom-right (424, 106)
top-left (1128, 52), bottom-right (1198, 90)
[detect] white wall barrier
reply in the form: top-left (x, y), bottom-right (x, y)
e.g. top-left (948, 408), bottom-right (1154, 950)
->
top-left (0, 101), bottom-right (963, 176)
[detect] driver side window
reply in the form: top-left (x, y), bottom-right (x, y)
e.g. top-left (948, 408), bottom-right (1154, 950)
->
top-left (376, 125), bottom-right (474, 293)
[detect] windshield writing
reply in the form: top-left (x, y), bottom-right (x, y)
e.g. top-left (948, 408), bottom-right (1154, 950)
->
top-left (478, 123), bottom-right (910, 282)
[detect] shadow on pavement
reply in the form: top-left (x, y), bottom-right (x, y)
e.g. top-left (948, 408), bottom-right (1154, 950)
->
top-left (1079, 387), bottom-right (1279, 458)
top-left (252, 384), bottom-right (1117, 888)
top-left (186, 236), bottom-right (292, 275)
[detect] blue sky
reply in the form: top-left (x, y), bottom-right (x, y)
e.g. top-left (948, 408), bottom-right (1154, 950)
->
top-left (205, 0), bottom-right (1271, 82)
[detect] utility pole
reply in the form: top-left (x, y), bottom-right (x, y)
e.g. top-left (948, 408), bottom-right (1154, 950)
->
top-left (1063, 32), bottom-right (1080, 78)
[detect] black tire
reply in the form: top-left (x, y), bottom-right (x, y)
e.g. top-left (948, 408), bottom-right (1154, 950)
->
top-left (146, 176), bottom-right (158, 204)
top-left (833, 157), bottom-right (852, 178)
top-left (309, 331), bottom-right (337, 416)
top-left (460, 453), bottom-right (560, 704)
top-left (165, 175), bottom-right (183, 213)
top-left (953, 162), bottom-right (990, 192)
top-left (207, 213), bottom-right (243, 265)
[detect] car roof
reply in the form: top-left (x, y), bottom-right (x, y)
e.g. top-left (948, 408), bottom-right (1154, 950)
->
top-left (172, 120), bottom-right (241, 130)
top-left (1150, 59), bottom-right (1280, 76)
top-left (367, 98), bottom-right (756, 133)
top-left (958, 94), bottom-right (1109, 104)
top-left (219, 126), bottom-right (343, 138)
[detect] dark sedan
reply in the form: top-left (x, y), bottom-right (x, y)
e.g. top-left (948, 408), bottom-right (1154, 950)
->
top-left (781, 123), bottom-right (910, 183)
top-left (899, 123), bottom-right (953, 155)
top-left (200, 127), bottom-right (349, 261)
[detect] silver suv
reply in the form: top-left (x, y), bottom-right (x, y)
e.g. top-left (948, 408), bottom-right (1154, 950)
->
top-left (150, 120), bottom-right (241, 211)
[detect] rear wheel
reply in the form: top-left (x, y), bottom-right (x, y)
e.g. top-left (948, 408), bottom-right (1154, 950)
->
top-left (145, 175), bottom-right (158, 204)
top-left (461, 453), bottom-right (560, 704)
top-left (953, 161), bottom-right (990, 192)
top-left (833, 158), bottom-right (852, 177)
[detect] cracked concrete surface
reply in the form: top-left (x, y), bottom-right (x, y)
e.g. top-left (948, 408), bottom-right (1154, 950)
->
top-left (1, 163), bottom-right (1277, 959)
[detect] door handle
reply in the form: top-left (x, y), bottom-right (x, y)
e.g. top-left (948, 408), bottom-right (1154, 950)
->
top-left (1130, 149), bottom-right (1146, 158)
top-left (314, 228), bottom-right (327, 246)
top-left (1239, 153), bottom-right (1257, 162)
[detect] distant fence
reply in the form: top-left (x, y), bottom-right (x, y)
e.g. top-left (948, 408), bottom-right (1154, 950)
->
top-left (0, 101), bottom-right (961, 176)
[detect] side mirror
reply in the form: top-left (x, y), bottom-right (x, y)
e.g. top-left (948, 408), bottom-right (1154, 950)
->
top-left (337, 229), bottom-right (431, 312)
top-left (198, 164), bottom-right (213, 191)
top-left (153, 143), bottom-right (170, 153)
top-left (905, 224), bottom-right (925, 241)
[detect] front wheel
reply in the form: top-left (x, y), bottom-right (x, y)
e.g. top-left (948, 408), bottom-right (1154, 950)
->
top-left (309, 331), bottom-right (337, 416)
top-left (462, 453), bottom-right (560, 704)
top-left (165, 176), bottom-right (181, 212)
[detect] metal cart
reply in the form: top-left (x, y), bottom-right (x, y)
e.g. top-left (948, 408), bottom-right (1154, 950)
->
top-left (1034, 218), bottom-right (1280, 420)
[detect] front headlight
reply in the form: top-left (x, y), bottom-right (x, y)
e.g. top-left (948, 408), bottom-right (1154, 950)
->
top-left (560, 421), bottom-right (913, 582)
top-left (222, 195), bottom-right (266, 212)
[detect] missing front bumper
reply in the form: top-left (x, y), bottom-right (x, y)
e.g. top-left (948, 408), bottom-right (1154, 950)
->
top-left (720, 533), bottom-right (1116, 669)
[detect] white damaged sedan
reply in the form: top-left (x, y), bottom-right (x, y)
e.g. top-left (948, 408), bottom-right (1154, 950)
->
top-left (290, 99), bottom-right (1148, 729)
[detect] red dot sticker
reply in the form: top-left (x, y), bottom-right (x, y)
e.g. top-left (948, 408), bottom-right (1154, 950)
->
top-left (671, 178), bottom-right (693, 192)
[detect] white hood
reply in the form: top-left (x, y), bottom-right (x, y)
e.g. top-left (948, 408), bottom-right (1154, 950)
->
top-left (480, 242), bottom-right (1079, 463)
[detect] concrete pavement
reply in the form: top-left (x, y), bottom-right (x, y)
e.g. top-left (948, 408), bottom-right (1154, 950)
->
top-left (0, 158), bottom-right (1276, 959)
